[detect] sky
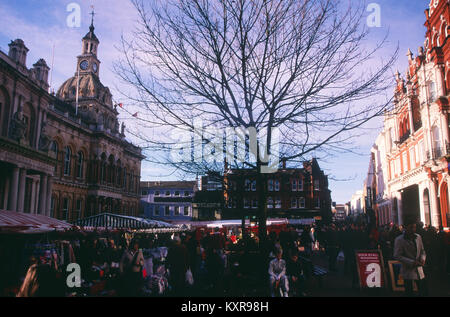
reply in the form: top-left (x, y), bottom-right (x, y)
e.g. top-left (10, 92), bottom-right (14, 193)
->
top-left (0, 0), bottom-right (430, 204)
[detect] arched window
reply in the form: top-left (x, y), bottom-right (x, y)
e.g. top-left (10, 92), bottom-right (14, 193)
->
top-left (50, 141), bottom-right (58, 156)
top-left (428, 82), bottom-right (437, 103)
top-left (62, 197), bottom-right (70, 221)
top-left (77, 152), bottom-right (84, 178)
top-left (123, 168), bottom-right (127, 189)
top-left (108, 155), bottom-right (115, 184)
top-left (100, 153), bottom-right (107, 183)
top-left (116, 160), bottom-right (122, 187)
top-left (64, 147), bottom-right (72, 176)
top-left (432, 125), bottom-right (441, 157)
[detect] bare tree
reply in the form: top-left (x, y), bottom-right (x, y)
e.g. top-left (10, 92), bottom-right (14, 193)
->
top-left (115, 0), bottom-right (397, 244)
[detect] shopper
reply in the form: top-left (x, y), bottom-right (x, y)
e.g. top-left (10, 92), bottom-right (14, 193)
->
top-left (394, 221), bottom-right (428, 297)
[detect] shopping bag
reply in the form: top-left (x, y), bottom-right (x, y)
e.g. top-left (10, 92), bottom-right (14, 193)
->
top-left (185, 269), bottom-right (194, 286)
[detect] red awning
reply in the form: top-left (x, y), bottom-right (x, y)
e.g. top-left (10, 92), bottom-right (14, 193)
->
top-left (0, 210), bottom-right (74, 234)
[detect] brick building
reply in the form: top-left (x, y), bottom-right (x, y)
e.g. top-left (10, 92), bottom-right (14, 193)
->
top-left (223, 159), bottom-right (332, 223)
top-left (370, 0), bottom-right (450, 228)
top-left (192, 172), bottom-right (223, 221)
top-left (0, 20), bottom-right (143, 222)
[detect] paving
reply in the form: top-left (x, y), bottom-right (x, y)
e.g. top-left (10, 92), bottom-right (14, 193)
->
top-left (306, 251), bottom-right (450, 297)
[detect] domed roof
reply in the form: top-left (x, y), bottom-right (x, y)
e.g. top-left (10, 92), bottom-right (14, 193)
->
top-left (56, 73), bottom-right (112, 106)
top-left (83, 25), bottom-right (99, 43)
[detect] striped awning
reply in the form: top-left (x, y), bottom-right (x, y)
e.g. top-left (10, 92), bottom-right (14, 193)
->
top-left (75, 213), bottom-right (179, 231)
top-left (0, 210), bottom-right (74, 234)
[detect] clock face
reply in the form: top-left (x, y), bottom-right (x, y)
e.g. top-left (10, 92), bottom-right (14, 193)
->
top-left (80, 60), bottom-right (89, 70)
top-left (93, 63), bottom-right (98, 73)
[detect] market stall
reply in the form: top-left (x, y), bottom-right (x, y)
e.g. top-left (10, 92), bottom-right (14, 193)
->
top-left (0, 209), bottom-right (74, 234)
top-left (0, 210), bottom-right (77, 296)
top-left (75, 213), bottom-right (184, 233)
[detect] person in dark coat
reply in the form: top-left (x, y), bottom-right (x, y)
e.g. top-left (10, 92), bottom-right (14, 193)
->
top-left (286, 251), bottom-right (306, 297)
top-left (167, 236), bottom-right (190, 296)
top-left (326, 224), bottom-right (340, 272)
top-left (300, 226), bottom-right (313, 257)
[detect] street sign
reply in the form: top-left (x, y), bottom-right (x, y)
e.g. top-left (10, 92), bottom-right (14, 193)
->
top-left (355, 250), bottom-right (386, 289)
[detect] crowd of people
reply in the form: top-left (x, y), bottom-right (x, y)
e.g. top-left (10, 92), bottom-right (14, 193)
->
top-left (2, 220), bottom-right (449, 297)
top-left (308, 220), bottom-right (450, 294)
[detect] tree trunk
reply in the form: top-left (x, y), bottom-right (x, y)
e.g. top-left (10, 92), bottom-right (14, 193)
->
top-left (256, 159), bottom-right (268, 250)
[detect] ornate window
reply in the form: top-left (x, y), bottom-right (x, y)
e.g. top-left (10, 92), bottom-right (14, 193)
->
top-left (75, 199), bottom-right (82, 220)
top-left (64, 147), bottom-right (72, 176)
top-left (62, 198), bottom-right (70, 221)
top-left (428, 82), bottom-right (437, 103)
top-left (77, 152), bottom-right (84, 178)
top-left (50, 141), bottom-right (58, 157)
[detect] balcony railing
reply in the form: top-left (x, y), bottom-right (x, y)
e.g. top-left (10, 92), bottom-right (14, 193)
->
top-left (426, 142), bottom-right (450, 160)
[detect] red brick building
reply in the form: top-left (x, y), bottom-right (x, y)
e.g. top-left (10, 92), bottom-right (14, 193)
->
top-left (223, 159), bottom-right (332, 223)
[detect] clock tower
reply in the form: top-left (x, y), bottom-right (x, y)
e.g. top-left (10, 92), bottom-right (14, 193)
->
top-left (76, 9), bottom-right (100, 77)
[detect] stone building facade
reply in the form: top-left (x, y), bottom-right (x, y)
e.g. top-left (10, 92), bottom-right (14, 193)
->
top-left (0, 21), bottom-right (143, 222)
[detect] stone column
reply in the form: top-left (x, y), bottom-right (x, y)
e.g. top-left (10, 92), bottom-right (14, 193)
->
top-left (441, 113), bottom-right (449, 152)
top-left (17, 168), bottom-right (27, 212)
top-left (30, 179), bottom-right (36, 214)
top-left (38, 174), bottom-right (48, 215)
top-left (429, 178), bottom-right (441, 228)
top-left (407, 98), bottom-right (415, 135)
top-left (46, 176), bottom-right (53, 217)
top-left (7, 167), bottom-right (20, 211)
top-left (397, 192), bottom-right (403, 226)
top-left (2, 177), bottom-right (10, 210)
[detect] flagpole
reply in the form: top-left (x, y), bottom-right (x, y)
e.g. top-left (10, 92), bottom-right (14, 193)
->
top-left (49, 43), bottom-right (55, 94)
top-left (75, 67), bottom-right (80, 116)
